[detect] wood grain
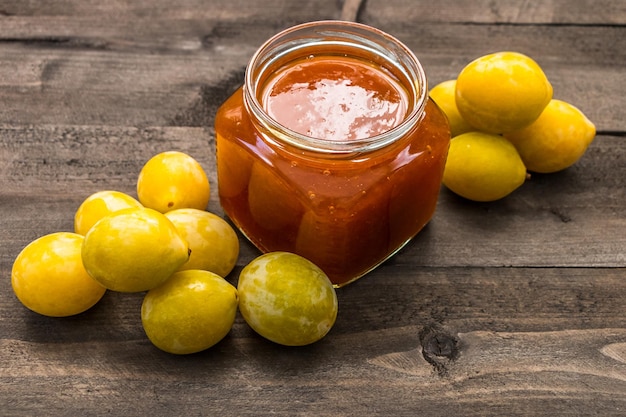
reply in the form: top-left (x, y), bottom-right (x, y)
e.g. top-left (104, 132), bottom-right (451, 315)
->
top-left (2, 126), bottom-right (623, 268)
top-left (0, 0), bottom-right (625, 416)
top-left (0, 2), bottom-right (623, 129)
top-left (364, 0), bottom-right (626, 24)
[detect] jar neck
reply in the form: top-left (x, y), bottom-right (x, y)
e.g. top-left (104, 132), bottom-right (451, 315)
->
top-left (243, 20), bottom-right (428, 155)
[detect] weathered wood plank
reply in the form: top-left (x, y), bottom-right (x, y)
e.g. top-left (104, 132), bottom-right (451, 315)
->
top-left (373, 24), bottom-right (626, 134)
top-left (1, 125), bottom-right (623, 268)
top-left (1, 0), bottom-right (623, 24)
top-left (1, 268), bottom-right (626, 415)
top-left (2, 328), bottom-right (626, 416)
top-left (0, 0), bottom-right (342, 20)
top-left (0, 44), bottom-right (245, 127)
top-left (364, 0), bottom-right (626, 24)
top-left (3, 259), bottom-right (625, 339)
top-left (4, 264), bottom-right (626, 335)
top-left (0, 14), bottom-right (624, 130)
top-left (336, 266), bottom-right (626, 333)
top-left (0, 1), bottom-right (624, 416)
top-left (0, 125), bottom-right (217, 195)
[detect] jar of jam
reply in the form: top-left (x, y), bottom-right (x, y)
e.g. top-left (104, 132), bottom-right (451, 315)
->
top-left (215, 21), bottom-right (450, 286)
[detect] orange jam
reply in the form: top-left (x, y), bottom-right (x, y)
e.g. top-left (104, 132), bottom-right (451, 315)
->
top-left (262, 56), bottom-right (409, 141)
top-left (215, 21), bottom-right (450, 286)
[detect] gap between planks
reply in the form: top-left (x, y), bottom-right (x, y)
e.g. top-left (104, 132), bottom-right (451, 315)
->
top-left (341, 0), bottom-right (365, 22)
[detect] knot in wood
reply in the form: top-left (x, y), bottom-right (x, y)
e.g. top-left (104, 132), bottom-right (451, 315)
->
top-left (419, 323), bottom-right (460, 376)
top-left (423, 333), bottom-right (456, 358)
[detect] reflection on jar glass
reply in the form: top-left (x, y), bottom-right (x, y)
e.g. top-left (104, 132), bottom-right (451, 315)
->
top-left (215, 21), bottom-right (450, 286)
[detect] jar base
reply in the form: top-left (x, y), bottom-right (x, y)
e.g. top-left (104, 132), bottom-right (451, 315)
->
top-left (229, 212), bottom-right (429, 288)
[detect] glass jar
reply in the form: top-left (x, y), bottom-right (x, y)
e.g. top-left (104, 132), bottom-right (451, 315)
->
top-left (215, 21), bottom-right (450, 287)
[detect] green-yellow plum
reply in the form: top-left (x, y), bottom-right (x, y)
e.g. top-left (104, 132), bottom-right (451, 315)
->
top-left (237, 252), bottom-right (338, 346)
top-left (165, 208), bottom-right (239, 277)
top-left (81, 207), bottom-right (189, 292)
top-left (141, 269), bottom-right (238, 354)
top-left (12, 232), bottom-right (106, 317)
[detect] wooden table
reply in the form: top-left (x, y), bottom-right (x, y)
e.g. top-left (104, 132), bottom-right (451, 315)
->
top-left (1, 1), bottom-right (625, 415)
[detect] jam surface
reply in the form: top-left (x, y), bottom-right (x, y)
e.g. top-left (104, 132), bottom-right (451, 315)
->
top-left (215, 53), bottom-right (450, 286)
top-left (262, 56), bottom-right (409, 141)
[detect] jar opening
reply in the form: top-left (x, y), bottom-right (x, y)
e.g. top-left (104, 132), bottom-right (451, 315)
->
top-left (244, 21), bottom-right (428, 154)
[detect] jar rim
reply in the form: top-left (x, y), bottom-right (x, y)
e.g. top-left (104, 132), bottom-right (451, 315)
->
top-left (244, 20), bottom-right (428, 155)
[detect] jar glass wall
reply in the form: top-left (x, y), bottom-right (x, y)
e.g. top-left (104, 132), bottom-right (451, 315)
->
top-left (215, 21), bottom-right (450, 286)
